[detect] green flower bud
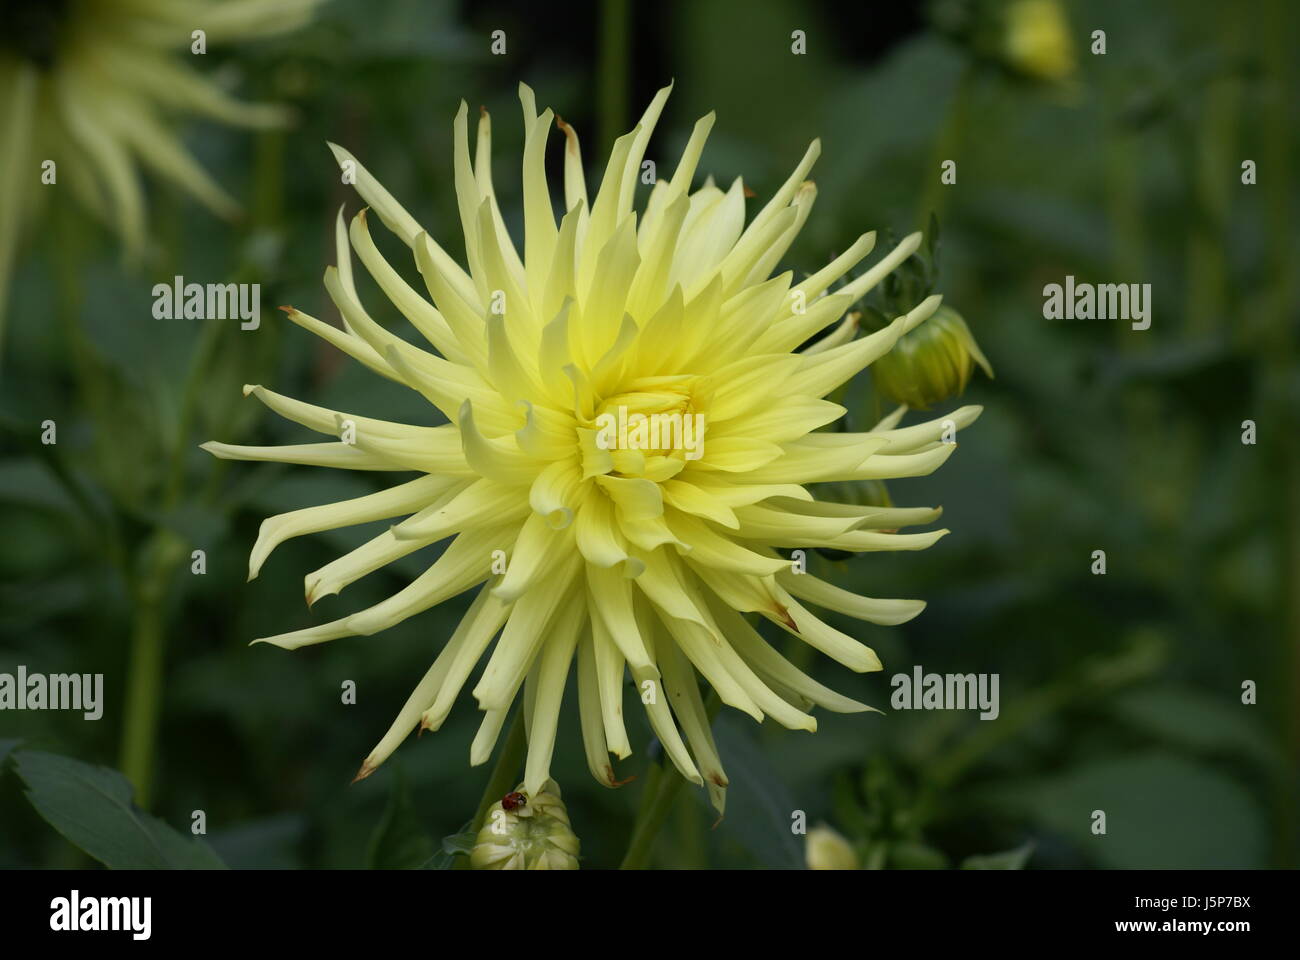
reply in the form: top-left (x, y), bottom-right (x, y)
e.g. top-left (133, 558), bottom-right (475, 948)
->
top-left (470, 780), bottom-right (580, 870)
top-left (871, 305), bottom-right (992, 410)
top-left (806, 825), bottom-right (860, 870)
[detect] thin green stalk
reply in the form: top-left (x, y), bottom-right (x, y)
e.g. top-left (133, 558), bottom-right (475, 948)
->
top-left (119, 286), bottom-right (219, 808)
top-left (451, 709), bottom-right (527, 870)
top-left (915, 63), bottom-right (975, 231)
top-left (620, 761), bottom-right (684, 869)
top-left (1183, 10), bottom-right (1242, 340)
top-left (620, 692), bottom-right (720, 869)
top-left (597, 0), bottom-right (630, 153)
top-left (471, 709), bottom-right (528, 832)
top-left (674, 783), bottom-right (707, 867)
top-left (1261, 0), bottom-right (1297, 868)
top-left (1104, 125), bottom-right (1148, 339)
top-left (120, 529), bottom-right (187, 807)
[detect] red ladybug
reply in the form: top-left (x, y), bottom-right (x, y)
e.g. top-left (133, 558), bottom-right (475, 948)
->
top-left (502, 791), bottom-right (527, 812)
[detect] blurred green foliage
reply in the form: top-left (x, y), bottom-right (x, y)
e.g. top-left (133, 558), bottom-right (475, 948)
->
top-left (1, 0), bottom-right (1295, 869)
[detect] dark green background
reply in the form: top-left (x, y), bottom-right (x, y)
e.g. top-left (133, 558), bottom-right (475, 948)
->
top-left (1, 0), bottom-right (1295, 869)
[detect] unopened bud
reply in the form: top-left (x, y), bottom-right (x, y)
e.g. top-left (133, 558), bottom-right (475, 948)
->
top-left (872, 305), bottom-right (992, 410)
top-left (470, 780), bottom-right (580, 870)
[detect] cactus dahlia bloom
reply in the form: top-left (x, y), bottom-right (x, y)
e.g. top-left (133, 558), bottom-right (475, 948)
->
top-left (0, 0), bottom-right (320, 335)
top-left (204, 84), bottom-right (982, 812)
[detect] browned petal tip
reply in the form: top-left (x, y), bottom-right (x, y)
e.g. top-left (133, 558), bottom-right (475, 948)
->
top-left (351, 760), bottom-right (376, 784)
top-left (775, 604), bottom-right (798, 632)
top-left (607, 768), bottom-right (636, 788)
top-left (480, 104), bottom-right (487, 116)
top-left (555, 116), bottom-right (578, 148)
top-left (742, 185), bottom-right (757, 198)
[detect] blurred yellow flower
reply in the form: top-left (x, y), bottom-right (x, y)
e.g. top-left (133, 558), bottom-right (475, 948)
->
top-left (1001, 0), bottom-right (1076, 82)
top-left (806, 824), bottom-right (860, 870)
top-left (205, 84), bottom-right (981, 812)
top-left (0, 0), bottom-right (320, 342)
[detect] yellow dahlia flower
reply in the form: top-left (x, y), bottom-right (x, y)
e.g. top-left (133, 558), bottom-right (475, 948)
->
top-left (0, 0), bottom-right (320, 336)
top-left (203, 83), bottom-right (982, 812)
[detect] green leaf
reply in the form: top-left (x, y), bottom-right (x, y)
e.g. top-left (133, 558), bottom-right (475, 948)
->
top-left (1111, 686), bottom-right (1277, 770)
top-left (366, 768), bottom-right (435, 869)
top-left (696, 716), bottom-right (803, 868)
top-left (420, 849), bottom-right (459, 870)
top-left (1021, 753), bottom-right (1267, 868)
top-left (441, 829), bottom-right (476, 857)
top-left (888, 840), bottom-right (949, 869)
top-left (420, 821), bottom-right (474, 870)
top-left (962, 841), bottom-right (1035, 870)
top-left (14, 751), bottom-right (226, 869)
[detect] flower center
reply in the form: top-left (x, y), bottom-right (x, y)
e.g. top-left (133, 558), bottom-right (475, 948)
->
top-left (593, 375), bottom-right (706, 464)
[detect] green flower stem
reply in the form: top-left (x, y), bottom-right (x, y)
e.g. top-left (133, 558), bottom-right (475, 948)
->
top-left (620, 692), bottom-right (721, 869)
top-left (164, 316), bottom-right (224, 505)
top-left (1103, 119), bottom-right (1147, 353)
top-left (120, 528), bottom-right (187, 807)
top-left (471, 708), bottom-right (528, 832)
top-left (915, 63), bottom-right (975, 231)
top-left (1261, 0), bottom-right (1297, 867)
top-left (1183, 8), bottom-right (1242, 341)
top-left (120, 308), bottom-right (222, 805)
top-left (597, 0), bottom-right (630, 153)
top-left (453, 708), bottom-right (526, 870)
top-left (0, 63), bottom-right (36, 373)
top-left (619, 762), bottom-right (680, 869)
